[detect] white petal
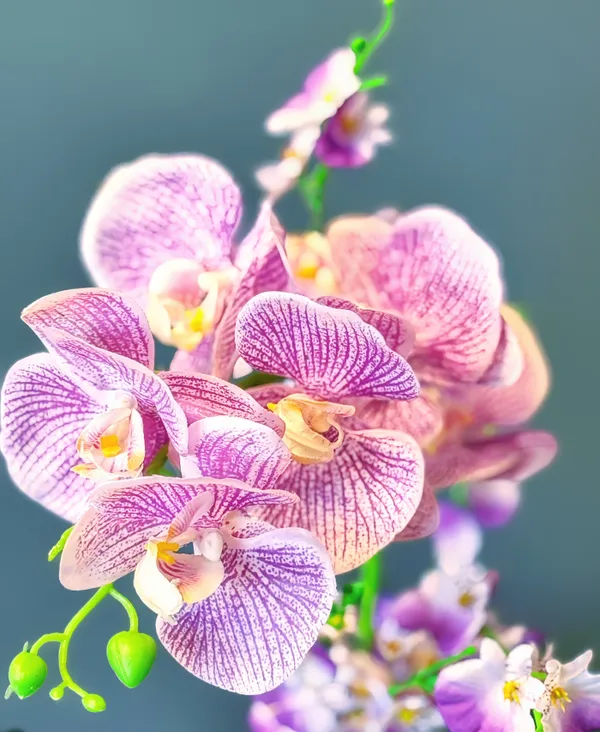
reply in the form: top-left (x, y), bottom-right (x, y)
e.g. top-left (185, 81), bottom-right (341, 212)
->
top-left (133, 543), bottom-right (183, 621)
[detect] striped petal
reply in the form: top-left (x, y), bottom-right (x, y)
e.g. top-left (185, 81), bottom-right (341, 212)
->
top-left (181, 416), bottom-right (291, 489)
top-left (35, 326), bottom-right (188, 454)
top-left (21, 288), bottom-right (154, 369)
top-left (236, 293), bottom-right (419, 401)
top-left (156, 521), bottom-right (335, 694)
top-left (212, 203), bottom-right (291, 380)
top-left (60, 476), bottom-right (298, 590)
top-left (160, 371), bottom-right (283, 435)
top-left (0, 354), bottom-right (102, 521)
top-left (257, 428), bottom-right (424, 573)
top-left (170, 336), bottom-right (214, 374)
top-left (327, 208), bottom-right (504, 383)
top-left (80, 154), bottom-right (242, 299)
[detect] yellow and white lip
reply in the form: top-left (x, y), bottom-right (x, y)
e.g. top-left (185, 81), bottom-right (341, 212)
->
top-left (268, 393), bottom-right (355, 465)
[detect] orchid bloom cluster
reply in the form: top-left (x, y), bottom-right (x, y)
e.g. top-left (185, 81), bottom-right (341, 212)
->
top-left (0, 0), bottom-right (582, 729)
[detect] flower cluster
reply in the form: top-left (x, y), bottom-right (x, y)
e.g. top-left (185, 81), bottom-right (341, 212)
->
top-left (0, 0), bottom-right (574, 728)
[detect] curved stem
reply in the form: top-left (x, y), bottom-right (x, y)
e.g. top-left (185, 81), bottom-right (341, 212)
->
top-left (354, 0), bottom-right (395, 75)
top-left (48, 526), bottom-right (74, 562)
top-left (109, 588), bottom-right (139, 633)
top-left (389, 646), bottom-right (478, 696)
top-left (298, 163), bottom-right (330, 231)
top-left (30, 633), bottom-right (65, 655)
top-left (357, 553), bottom-right (381, 650)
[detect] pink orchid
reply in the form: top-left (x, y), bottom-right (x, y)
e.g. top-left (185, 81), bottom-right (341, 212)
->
top-left (235, 291), bottom-right (425, 573)
top-left (60, 416), bottom-right (336, 694)
top-left (80, 154), bottom-right (291, 379)
top-left (1, 289), bottom-right (187, 521)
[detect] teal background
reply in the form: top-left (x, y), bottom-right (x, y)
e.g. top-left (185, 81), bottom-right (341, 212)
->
top-left (1, 0), bottom-right (598, 730)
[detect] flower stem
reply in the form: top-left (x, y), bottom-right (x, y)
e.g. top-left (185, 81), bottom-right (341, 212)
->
top-left (388, 646), bottom-right (478, 696)
top-left (109, 587), bottom-right (139, 633)
top-left (354, 0), bottom-right (395, 75)
top-left (298, 163), bottom-right (330, 231)
top-left (357, 553), bottom-right (381, 650)
top-left (48, 526), bottom-right (74, 562)
top-left (360, 74), bottom-right (389, 91)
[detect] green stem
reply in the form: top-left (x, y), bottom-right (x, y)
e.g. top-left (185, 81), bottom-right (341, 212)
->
top-left (56, 584), bottom-right (113, 699)
top-left (354, 0), bottom-right (395, 75)
top-left (30, 633), bottom-right (65, 654)
top-left (48, 526), bottom-right (74, 562)
top-left (109, 588), bottom-right (139, 633)
top-left (389, 646), bottom-right (478, 696)
top-left (357, 553), bottom-right (381, 650)
top-left (298, 163), bottom-right (330, 231)
top-left (360, 74), bottom-right (389, 91)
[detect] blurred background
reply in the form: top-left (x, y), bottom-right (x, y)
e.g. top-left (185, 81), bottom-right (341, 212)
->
top-left (1, 0), bottom-right (599, 730)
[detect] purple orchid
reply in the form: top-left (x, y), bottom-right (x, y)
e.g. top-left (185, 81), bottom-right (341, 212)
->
top-left (536, 651), bottom-right (600, 732)
top-left (256, 127), bottom-right (321, 202)
top-left (265, 48), bottom-right (361, 136)
top-left (391, 503), bottom-right (491, 656)
top-left (0, 289), bottom-right (187, 521)
top-left (60, 415), bottom-right (336, 694)
top-left (234, 291), bottom-right (425, 573)
top-left (315, 92), bottom-right (392, 168)
top-left (434, 640), bottom-right (546, 732)
top-left (80, 154), bottom-right (291, 378)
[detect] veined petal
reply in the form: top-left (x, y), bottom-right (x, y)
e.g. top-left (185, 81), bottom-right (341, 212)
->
top-left (34, 326), bottom-right (188, 454)
top-left (80, 154), bottom-right (242, 298)
top-left (157, 522), bottom-right (335, 694)
top-left (478, 313), bottom-right (524, 387)
top-left (21, 288), bottom-right (154, 369)
top-left (213, 203), bottom-right (292, 380)
top-left (60, 476), bottom-right (297, 590)
top-left (316, 296), bottom-right (415, 357)
top-left (170, 337), bottom-right (214, 374)
top-left (160, 371), bottom-right (283, 435)
top-left (256, 428), bottom-right (424, 573)
top-left (395, 482), bottom-right (440, 541)
top-left (426, 430), bottom-right (557, 491)
top-left (327, 208), bottom-right (504, 383)
top-left (0, 354), bottom-right (102, 521)
top-left (236, 293), bottom-right (419, 401)
top-left (181, 416), bottom-right (291, 490)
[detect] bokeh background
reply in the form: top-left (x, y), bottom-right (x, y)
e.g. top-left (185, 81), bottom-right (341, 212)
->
top-left (1, 0), bottom-right (599, 730)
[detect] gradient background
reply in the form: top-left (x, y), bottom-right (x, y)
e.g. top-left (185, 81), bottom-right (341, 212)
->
top-left (1, 1), bottom-right (599, 730)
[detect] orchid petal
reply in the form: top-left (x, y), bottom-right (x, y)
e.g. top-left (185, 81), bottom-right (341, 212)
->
top-left (236, 293), bottom-right (419, 401)
top-left (170, 337), bottom-right (214, 374)
top-left (80, 154), bottom-right (242, 298)
top-left (433, 501), bottom-right (482, 572)
top-left (395, 482), bottom-right (440, 541)
top-left (316, 295), bottom-right (415, 357)
top-left (160, 371), bottom-right (283, 435)
top-left (212, 204), bottom-right (292, 380)
top-left (327, 208), bottom-right (504, 383)
top-left (257, 428), bottom-right (424, 573)
top-left (60, 476), bottom-right (297, 590)
top-left (478, 313), bottom-right (524, 387)
top-left (181, 416), bottom-right (291, 490)
top-left (35, 326), bottom-right (188, 454)
top-left (22, 288), bottom-right (155, 369)
top-left (467, 480), bottom-right (521, 528)
top-left (0, 354), bottom-right (101, 521)
top-left (157, 522), bottom-right (335, 694)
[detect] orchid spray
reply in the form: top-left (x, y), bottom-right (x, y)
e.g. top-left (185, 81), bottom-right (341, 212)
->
top-left (0, 2), bottom-right (584, 731)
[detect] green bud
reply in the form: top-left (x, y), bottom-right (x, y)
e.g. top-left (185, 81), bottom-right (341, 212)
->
top-left (107, 631), bottom-right (157, 689)
top-left (350, 36), bottom-right (367, 55)
top-left (49, 685), bottom-right (65, 701)
top-left (82, 693), bottom-right (106, 713)
top-left (8, 651), bottom-right (48, 699)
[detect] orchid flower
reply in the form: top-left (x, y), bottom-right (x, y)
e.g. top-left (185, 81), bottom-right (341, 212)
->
top-left (0, 289), bottom-right (187, 521)
top-left (391, 503), bottom-right (491, 656)
top-left (60, 415), bottom-right (336, 694)
top-left (434, 640), bottom-right (546, 731)
top-left (265, 48), bottom-right (361, 136)
top-left (80, 154), bottom-right (291, 378)
top-left (256, 127), bottom-right (321, 202)
top-left (234, 291), bottom-right (425, 573)
top-left (536, 651), bottom-right (600, 732)
top-left (315, 92), bottom-right (392, 168)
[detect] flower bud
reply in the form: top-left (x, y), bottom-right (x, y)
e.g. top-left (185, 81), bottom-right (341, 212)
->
top-left (82, 693), bottom-right (106, 713)
top-left (106, 631), bottom-right (157, 689)
top-left (8, 651), bottom-right (48, 699)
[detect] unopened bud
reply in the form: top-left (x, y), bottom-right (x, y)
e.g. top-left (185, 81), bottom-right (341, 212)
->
top-left (107, 631), bottom-right (157, 689)
top-left (8, 651), bottom-right (48, 699)
top-left (82, 693), bottom-right (106, 713)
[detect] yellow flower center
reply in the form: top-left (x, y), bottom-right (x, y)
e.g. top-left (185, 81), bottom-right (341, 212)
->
top-left (339, 112), bottom-right (360, 135)
top-left (503, 680), bottom-right (521, 703)
top-left (285, 232), bottom-right (338, 295)
top-left (551, 686), bottom-right (571, 713)
top-left (267, 394), bottom-right (354, 465)
top-left (155, 541), bottom-right (180, 566)
top-left (458, 591), bottom-right (476, 608)
top-left (100, 433), bottom-right (122, 458)
top-left (398, 708), bottom-right (418, 724)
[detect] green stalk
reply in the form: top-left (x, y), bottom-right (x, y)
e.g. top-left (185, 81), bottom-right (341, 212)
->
top-left (354, 0), bottom-right (395, 75)
top-left (389, 646), bottom-right (478, 696)
top-left (357, 553), bottom-right (381, 650)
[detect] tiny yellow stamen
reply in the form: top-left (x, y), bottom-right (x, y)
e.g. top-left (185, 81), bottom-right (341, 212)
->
top-left (503, 680), bottom-right (521, 703)
top-left (398, 708), bottom-right (418, 724)
top-left (187, 307), bottom-right (205, 334)
top-left (267, 402), bottom-right (277, 412)
top-left (296, 251), bottom-right (320, 280)
top-left (156, 541), bottom-right (180, 566)
top-left (323, 91), bottom-right (335, 103)
top-left (458, 591), bottom-right (475, 608)
top-left (100, 434), bottom-right (122, 458)
top-left (551, 687), bottom-right (571, 713)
